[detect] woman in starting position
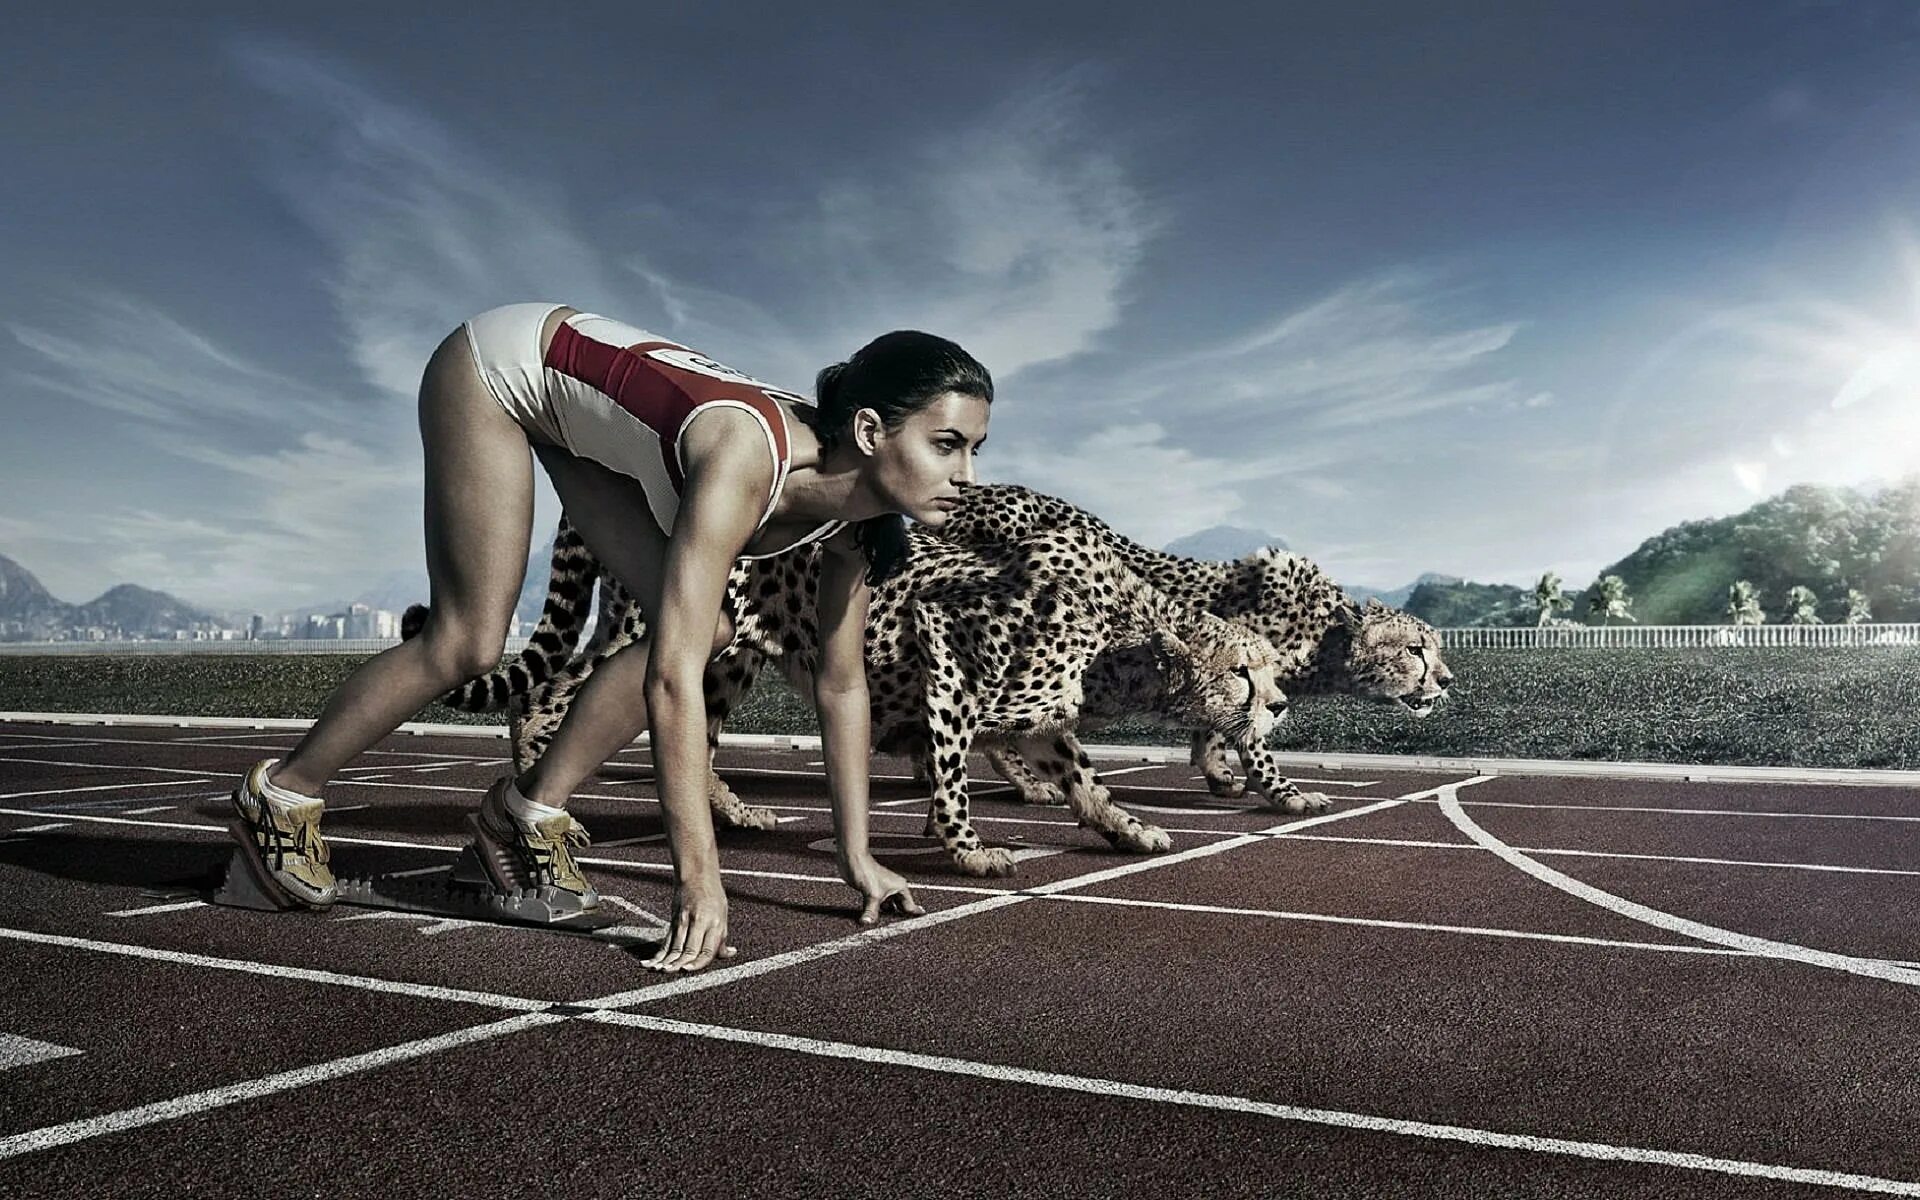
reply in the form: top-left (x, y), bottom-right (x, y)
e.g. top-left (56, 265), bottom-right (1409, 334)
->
top-left (226, 302), bottom-right (993, 972)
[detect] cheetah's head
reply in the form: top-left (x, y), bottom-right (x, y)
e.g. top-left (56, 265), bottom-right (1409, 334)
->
top-left (1153, 615), bottom-right (1289, 745)
top-left (1336, 599), bottom-right (1453, 717)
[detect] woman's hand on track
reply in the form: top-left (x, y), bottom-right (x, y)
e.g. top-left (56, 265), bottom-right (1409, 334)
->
top-left (838, 853), bottom-right (926, 925)
top-left (643, 878), bottom-right (736, 972)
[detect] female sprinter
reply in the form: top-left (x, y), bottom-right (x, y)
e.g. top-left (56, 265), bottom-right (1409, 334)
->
top-left (224, 303), bottom-right (993, 973)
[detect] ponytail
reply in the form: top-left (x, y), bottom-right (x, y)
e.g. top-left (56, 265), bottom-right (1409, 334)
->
top-left (854, 514), bottom-right (910, 587)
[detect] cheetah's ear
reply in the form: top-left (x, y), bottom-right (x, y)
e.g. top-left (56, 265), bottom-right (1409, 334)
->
top-left (1335, 599), bottom-right (1363, 630)
top-left (1364, 597), bottom-right (1389, 616)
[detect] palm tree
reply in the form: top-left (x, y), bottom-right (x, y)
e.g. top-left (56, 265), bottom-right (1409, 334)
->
top-left (1727, 580), bottom-right (1765, 626)
top-left (1786, 585), bottom-right (1821, 625)
top-left (1531, 571), bottom-right (1573, 626)
top-left (1844, 588), bottom-right (1872, 624)
top-left (1590, 574), bottom-right (1636, 625)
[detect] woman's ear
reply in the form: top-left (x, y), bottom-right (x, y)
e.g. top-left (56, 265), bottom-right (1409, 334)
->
top-left (853, 408), bottom-right (884, 455)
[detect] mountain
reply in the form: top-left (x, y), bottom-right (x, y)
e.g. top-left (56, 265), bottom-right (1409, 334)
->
top-left (0, 555), bottom-right (219, 640)
top-left (1161, 525), bottom-right (1291, 560)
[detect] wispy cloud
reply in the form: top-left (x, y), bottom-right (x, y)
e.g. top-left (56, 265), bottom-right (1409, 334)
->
top-left (7, 291), bottom-right (344, 431)
top-left (229, 37), bottom-right (632, 401)
top-left (622, 72), bottom-right (1156, 387)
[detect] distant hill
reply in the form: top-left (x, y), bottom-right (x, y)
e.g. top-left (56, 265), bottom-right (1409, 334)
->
top-left (1161, 525), bottom-right (1290, 560)
top-left (1350, 572), bottom-right (1459, 609)
top-left (0, 554), bottom-right (219, 640)
top-left (1402, 579), bottom-right (1534, 627)
top-left (1585, 480), bottom-right (1920, 624)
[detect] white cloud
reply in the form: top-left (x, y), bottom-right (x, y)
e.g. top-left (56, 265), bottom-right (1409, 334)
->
top-left (987, 421), bottom-right (1291, 548)
top-left (229, 38), bottom-right (631, 401)
top-left (623, 74), bottom-right (1156, 388)
top-left (7, 291), bottom-right (342, 430)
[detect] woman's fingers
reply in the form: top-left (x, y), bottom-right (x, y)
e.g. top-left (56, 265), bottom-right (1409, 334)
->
top-left (860, 882), bottom-right (926, 925)
top-left (642, 907), bottom-right (730, 972)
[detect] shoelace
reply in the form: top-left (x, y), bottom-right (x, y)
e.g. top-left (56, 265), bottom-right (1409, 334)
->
top-left (516, 819), bottom-right (591, 889)
top-left (252, 803), bottom-right (331, 868)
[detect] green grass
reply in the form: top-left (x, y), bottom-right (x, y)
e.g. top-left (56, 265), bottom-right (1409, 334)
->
top-left (5, 647), bottom-right (1920, 769)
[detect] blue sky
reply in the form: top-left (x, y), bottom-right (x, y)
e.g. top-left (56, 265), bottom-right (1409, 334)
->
top-left (9, 1), bottom-right (1920, 613)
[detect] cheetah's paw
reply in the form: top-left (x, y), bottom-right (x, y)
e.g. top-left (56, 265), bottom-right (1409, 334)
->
top-left (952, 847), bottom-right (1018, 877)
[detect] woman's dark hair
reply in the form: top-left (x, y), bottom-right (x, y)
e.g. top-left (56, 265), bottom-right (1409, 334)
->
top-left (809, 330), bottom-right (992, 586)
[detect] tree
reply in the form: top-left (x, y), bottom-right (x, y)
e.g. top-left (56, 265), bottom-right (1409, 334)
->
top-left (1786, 585), bottom-right (1821, 625)
top-left (1727, 580), bottom-right (1765, 626)
top-left (1845, 588), bottom-right (1872, 624)
top-left (1590, 574), bottom-right (1637, 625)
top-left (1531, 571), bottom-right (1573, 626)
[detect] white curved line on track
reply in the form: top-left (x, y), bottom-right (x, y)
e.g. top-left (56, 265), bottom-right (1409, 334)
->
top-left (1435, 785), bottom-right (1920, 988)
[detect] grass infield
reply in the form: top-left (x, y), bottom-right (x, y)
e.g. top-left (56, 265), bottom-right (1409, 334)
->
top-left (4, 648), bottom-right (1920, 770)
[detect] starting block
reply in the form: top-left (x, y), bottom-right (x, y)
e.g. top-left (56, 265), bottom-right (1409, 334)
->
top-left (212, 842), bottom-right (620, 932)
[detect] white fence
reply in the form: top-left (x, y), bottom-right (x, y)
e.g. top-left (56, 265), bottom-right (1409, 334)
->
top-left (0, 637), bottom-right (535, 657)
top-left (1435, 623), bottom-right (1920, 649)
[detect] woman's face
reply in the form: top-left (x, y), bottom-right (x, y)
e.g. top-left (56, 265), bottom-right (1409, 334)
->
top-left (864, 391), bottom-right (991, 526)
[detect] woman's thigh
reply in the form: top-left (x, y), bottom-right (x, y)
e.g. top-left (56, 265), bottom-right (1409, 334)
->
top-left (532, 443), bottom-right (673, 625)
top-left (417, 326), bottom-right (537, 643)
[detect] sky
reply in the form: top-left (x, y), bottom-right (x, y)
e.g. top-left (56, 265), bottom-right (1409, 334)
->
top-left (9, 1), bottom-right (1920, 614)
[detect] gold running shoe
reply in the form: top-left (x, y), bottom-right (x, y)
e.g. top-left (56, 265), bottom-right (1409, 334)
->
top-left (467, 778), bottom-right (600, 912)
top-left (228, 759), bottom-right (337, 908)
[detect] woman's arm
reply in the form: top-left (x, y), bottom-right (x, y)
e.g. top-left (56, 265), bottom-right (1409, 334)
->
top-left (814, 529), bottom-right (923, 924)
top-left (642, 416), bottom-right (773, 972)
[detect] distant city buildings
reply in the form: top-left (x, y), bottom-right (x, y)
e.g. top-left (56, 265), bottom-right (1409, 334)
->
top-left (5, 605), bottom-right (532, 644)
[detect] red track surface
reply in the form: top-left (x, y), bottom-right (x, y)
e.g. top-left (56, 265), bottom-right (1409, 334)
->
top-left (0, 717), bottom-right (1916, 1198)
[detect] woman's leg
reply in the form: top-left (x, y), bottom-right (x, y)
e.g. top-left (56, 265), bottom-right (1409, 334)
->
top-left (268, 327), bottom-right (536, 797)
top-left (513, 444), bottom-right (707, 809)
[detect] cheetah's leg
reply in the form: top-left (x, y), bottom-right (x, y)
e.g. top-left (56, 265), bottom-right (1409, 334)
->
top-left (517, 659), bottom-right (594, 773)
top-left (699, 647), bottom-right (777, 830)
top-left (985, 744), bottom-right (1066, 806)
top-left (1236, 739), bottom-right (1331, 814)
top-left (1190, 729), bottom-right (1246, 798)
top-left (912, 604), bottom-right (1015, 877)
top-left (1014, 733), bottom-right (1169, 854)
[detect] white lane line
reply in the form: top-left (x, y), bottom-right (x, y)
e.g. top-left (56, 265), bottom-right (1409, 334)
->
top-left (1268, 833), bottom-right (1920, 879)
top-left (0, 1034), bottom-right (83, 1071)
top-left (0, 1013), bottom-right (566, 1162)
top-left (106, 900), bottom-right (207, 918)
top-left (121, 806), bottom-right (174, 816)
top-left (601, 895), bottom-right (668, 930)
top-left (1420, 798), bottom-right (1920, 824)
top-left (581, 1010), bottom-right (1920, 1197)
top-left (12, 823), bottom-right (70, 834)
top-left (1098, 765), bottom-right (1165, 779)
top-left (1436, 789), bottom-right (1920, 987)
top-left (0, 780), bottom-right (214, 802)
top-left (0, 805), bottom-right (1018, 898)
top-left (581, 794), bottom-right (1427, 1011)
top-left (1042, 895), bottom-right (1765, 960)
top-left (0, 926), bottom-right (550, 1011)
top-left (0, 756), bottom-right (212, 779)
top-left (1188, 774), bottom-right (1377, 789)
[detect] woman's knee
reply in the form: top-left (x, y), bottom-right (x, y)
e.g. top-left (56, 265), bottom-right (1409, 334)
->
top-left (709, 612), bottom-right (736, 659)
top-left (416, 613), bottom-right (509, 681)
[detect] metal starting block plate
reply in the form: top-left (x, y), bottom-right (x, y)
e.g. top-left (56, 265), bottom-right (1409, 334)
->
top-left (212, 845), bottom-right (619, 932)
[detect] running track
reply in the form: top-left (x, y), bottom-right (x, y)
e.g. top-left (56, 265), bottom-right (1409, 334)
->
top-left (0, 716), bottom-right (1916, 1198)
